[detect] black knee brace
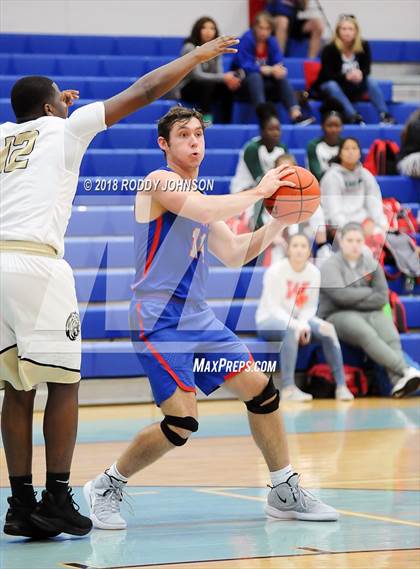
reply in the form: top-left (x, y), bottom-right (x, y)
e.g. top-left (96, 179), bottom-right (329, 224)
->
top-left (160, 415), bottom-right (199, 446)
top-left (245, 375), bottom-right (280, 414)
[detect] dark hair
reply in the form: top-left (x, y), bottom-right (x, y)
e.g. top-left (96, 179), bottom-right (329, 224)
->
top-left (287, 232), bottom-right (312, 249)
top-left (333, 137), bottom-right (362, 164)
top-left (185, 17), bottom-right (219, 46)
top-left (11, 75), bottom-right (55, 120)
top-left (256, 102), bottom-right (279, 130)
top-left (340, 222), bottom-right (364, 237)
top-left (320, 98), bottom-right (344, 125)
top-left (157, 106), bottom-right (206, 144)
top-left (253, 11), bottom-right (275, 33)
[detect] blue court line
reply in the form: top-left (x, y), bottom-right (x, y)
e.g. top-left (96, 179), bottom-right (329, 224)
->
top-left (1, 487), bottom-right (419, 569)
top-left (11, 405), bottom-right (419, 447)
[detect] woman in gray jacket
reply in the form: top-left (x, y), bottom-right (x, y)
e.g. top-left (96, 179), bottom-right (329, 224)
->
top-left (321, 137), bottom-right (388, 236)
top-left (318, 222), bottom-right (420, 398)
top-left (179, 17), bottom-right (242, 123)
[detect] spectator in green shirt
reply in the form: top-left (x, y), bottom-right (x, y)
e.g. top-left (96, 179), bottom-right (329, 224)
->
top-left (231, 103), bottom-right (288, 229)
top-left (307, 102), bottom-right (343, 181)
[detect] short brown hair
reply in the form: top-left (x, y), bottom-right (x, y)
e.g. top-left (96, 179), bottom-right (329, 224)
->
top-left (157, 106), bottom-right (206, 143)
top-left (253, 11), bottom-right (275, 33)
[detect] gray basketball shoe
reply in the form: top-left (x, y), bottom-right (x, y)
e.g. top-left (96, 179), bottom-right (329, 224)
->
top-left (265, 473), bottom-right (339, 521)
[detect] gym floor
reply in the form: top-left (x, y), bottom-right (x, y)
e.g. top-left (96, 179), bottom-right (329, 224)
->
top-left (1, 397), bottom-right (419, 569)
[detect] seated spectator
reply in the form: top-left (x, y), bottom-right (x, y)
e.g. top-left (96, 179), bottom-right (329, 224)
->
top-left (311, 14), bottom-right (394, 124)
top-left (267, 0), bottom-right (324, 59)
top-left (318, 223), bottom-right (420, 397)
top-left (307, 101), bottom-right (344, 180)
top-left (230, 103), bottom-right (288, 230)
top-left (179, 17), bottom-right (241, 123)
top-left (398, 108), bottom-right (420, 178)
top-left (234, 11), bottom-right (313, 124)
top-left (275, 153), bottom-right (329, 261)
top-left (256, 233), bottom-right (354, 401)
top-left (321, 137), bottom-right (388, 241)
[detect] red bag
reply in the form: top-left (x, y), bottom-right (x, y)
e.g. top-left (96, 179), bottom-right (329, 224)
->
top-left (306, 363), bottom-right (369, 397)
top-left (364, 139), bottom-right (400, 175)
top-left (383, 198), bottom-right (419, 236)
top-left (388, 290), bottom-right (408, 332)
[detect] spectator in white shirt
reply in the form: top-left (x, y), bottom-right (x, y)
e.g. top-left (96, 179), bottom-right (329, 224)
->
top-left (256, 233), bottom-right (353, 401)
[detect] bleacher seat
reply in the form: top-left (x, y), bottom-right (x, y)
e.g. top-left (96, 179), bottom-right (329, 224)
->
top-left (85, 124), bottom-right (403, 150)
top-left (77, 296), bottom-right (420, 335)
top-left (1, 31), bottom-right (419, 379)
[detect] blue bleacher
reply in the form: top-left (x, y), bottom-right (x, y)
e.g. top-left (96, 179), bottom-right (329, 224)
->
top-left (77, 298), bottom-right (420, 339)
top-left (78, 332), bottom-right (420, 378)
top-left (1, 32), bottom-right (419, 381)
top-left (1, 34), bottom-right (418, 62)
top-left (85, 124), bottom-right (404, 150)
top-left (0, 74), bottom-right (393, 104)
top-left (73, 265), bottom-right (420, 304)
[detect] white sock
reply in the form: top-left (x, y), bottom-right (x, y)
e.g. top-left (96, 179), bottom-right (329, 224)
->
top-left (270, 464), bottom-right (294, 486)
top-left (106, 463), bottom-right (128, 484)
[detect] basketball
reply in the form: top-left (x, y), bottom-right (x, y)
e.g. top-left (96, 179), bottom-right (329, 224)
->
top-left (264, 166), bottom-right (320, 225)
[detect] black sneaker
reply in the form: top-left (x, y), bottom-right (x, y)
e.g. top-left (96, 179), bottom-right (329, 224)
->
top-left (380, 112), bottom-right (396, 125)
top-left (30, 488), bottom-right (92, 536)
top-left (4, 496), bottom-right (60, 539)
top-left (349, 113), bottom-right (365, 125)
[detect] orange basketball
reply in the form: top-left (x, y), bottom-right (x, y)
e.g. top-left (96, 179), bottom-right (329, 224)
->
top-left (264, 166), bottom-right (320, 225)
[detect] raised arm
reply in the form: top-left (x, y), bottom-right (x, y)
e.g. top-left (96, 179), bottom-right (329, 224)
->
top-left (149, 164), bottom-right (296, 225)
top-left (103, 36), bottom-right (239, 127)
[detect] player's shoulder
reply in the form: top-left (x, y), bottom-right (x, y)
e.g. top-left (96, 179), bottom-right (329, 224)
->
top-left (1, 116), bottom-right (62, 138)
top-left (146, 168), bottom-right (183, 183)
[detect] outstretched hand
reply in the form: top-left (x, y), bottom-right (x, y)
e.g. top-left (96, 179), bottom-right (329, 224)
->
top-left (196, 35), bottom-right (239, 63)
top-left (61, 90), bottom-right (80, 107)
top-left (257, 163), bottom-right (296, 199)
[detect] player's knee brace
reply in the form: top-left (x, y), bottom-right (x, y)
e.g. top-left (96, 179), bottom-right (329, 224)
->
top-left (245, 375), bottom-right (280, 414)
top-left (160, 415), bottom-right (199, 446)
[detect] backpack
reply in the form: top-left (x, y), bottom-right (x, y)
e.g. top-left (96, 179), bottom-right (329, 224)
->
top-left (364, 139), bottom-right (400, 175)
top-left (384, 232), bottom-right (420, 279)
top-left (387, 290), bottom-right (408, 333)
top-left (304, 363), bottom-right (369, 398)
top-left (383, 197), bottom-right (419, 236)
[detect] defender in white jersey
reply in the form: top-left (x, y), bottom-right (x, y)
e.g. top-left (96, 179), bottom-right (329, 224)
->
top-left (0, 35), bottom-right (239, 540)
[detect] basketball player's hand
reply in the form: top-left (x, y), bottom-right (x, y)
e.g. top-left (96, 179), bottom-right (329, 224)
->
top-left (196, 36), bottom-right (239, 62)
top-left (257, 164), bottom-right (296, 199)
top-left (61, 90), bottom-right (80, 107)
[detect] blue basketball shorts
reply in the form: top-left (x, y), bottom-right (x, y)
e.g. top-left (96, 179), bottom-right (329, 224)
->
top-left (129, 298), bottom-right (253, 406)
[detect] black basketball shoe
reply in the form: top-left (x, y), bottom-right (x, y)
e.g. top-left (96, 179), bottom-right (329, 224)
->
top-left (30, 488), bottom-right (92, 536)
top-left (4, 495), bottom-right (60, 539)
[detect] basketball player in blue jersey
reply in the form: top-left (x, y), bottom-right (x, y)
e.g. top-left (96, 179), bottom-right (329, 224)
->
top-left (84, 106), bottom-right (338, 528)
top-left (1, 37), bottom-right (239, 540)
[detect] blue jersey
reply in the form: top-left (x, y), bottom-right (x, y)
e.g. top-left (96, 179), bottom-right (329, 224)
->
top-left (132, 173), bottom-right (209, 302)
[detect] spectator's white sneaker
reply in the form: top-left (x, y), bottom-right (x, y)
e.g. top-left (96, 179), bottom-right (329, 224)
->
top-left (83, 473), bottom-right (127, 530)
top-left (281, 385), bottom-right (313, 402)
top-left (335, 385), bottom-right (354, 401)
top-left (392, 367), bottom-right (420, 398)
top-left (266, 473), bottom-right (339, 521)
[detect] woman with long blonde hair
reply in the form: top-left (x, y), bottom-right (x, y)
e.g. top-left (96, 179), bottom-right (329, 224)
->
top-left (312, 15), bottom-right (394, 124)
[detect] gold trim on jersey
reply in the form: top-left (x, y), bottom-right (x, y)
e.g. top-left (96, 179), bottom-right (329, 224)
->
top-left (0, 346), bottom-right (81, 391)
top-left (0, 240), bottom-right (58, 258)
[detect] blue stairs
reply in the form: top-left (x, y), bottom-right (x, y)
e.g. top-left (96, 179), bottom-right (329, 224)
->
top-left (1, 32), bottom-right (419, 380)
